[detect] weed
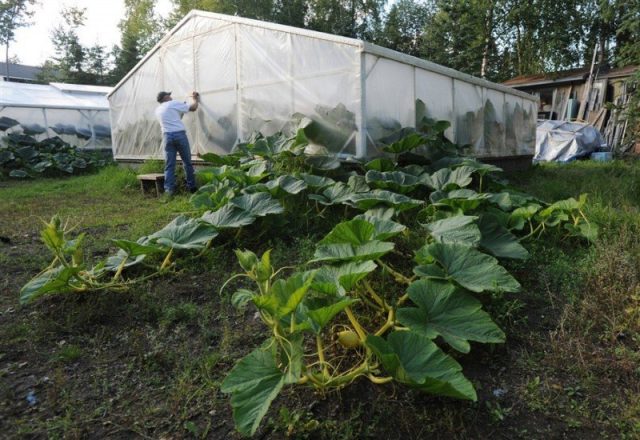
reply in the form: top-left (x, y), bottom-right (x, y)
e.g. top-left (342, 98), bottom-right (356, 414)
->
top-left (161, 302), bottom-right (199, 327)
top-left (52, 344), bottom-right (83, 363)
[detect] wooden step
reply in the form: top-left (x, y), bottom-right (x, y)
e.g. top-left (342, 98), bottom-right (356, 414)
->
top-left (136, 173), bottom-right (165, 197)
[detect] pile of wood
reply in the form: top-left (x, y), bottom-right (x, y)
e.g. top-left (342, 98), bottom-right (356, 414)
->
top-left (603, 82), bottom-right (628, 151)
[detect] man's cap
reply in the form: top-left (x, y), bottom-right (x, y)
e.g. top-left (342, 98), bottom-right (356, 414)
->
top-left (157, 91), bottom-right (172, 103)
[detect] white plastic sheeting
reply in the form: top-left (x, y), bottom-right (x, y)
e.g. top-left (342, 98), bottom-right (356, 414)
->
top-left (109, 11), bottom-right (537, 161)
top-left (0, 81), bottom-right (112, 149)
top-left (534, 120), bottom-right (607, 163)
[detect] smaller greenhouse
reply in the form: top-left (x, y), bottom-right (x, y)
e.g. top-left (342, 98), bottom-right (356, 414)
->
top-left (0, 81), bottom-right (112, 150)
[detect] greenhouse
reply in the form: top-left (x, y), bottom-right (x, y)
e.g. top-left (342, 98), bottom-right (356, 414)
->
top-left (108, 10), bottom-right (537, 162)
top-left (0, 81), bottom-right (112, 150)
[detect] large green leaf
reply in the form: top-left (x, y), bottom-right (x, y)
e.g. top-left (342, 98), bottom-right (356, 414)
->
top-left (319, 219), bottom-right (375, 245)
top-left (424, 216), bottom-right (481, 247)
top-left (424, 166), bottom-right (474, 191)
top-left (311, 261), bottom-right (378, 295)
top-left (300, 297), bottom-right (359, 334)
top-left (198, 165), bottom-right (245, 183)
top-left (477, 215), bottom-right (529, 260)
top-left (365, 170), bottom-right (422, 194)
top-left (0, 149), bottom-right (15, 164)
top-left (15, 145), bottom-right (38, 160)
top-left (265, 175), bottom-right (307, 196)
top-left (299, 173), bottom-right (335, 190)
top-left (488, 191), bottom-right (535, 211)
top-left (380, 129), bottom-right (426, 154)
top-left (199, 152), bottom-right (239, 166)
top-left (397, 279), bottom-right (505, 353)
top-left (201, 204), bottom-right (256, 229)
top-left (20, 266), bottom-right (79, 304)
top-left (104, 250), bottom-right (146, 272)
top-left (347, 175), bottom-right (370, 193)
top-left (245, 161), bottom-right (268, 184)
top-left (414, 243), bottom-right (520, 293)
top-left (191, 185), bottom-right (238, 210)
top-left (40, 216), bottom-right (65, 252)
top-left (536, 205), bottom-right (569, 227)
top-left (564, 219), bottom-right (599, 242)
top-left (365, 157), bottom-right (396, 172)
top-left (312, 219), bottom-right (394, 263)
top-left (149, 215), bottom-right (218, 250)
top-left (355, 211), bottom-right (406, 240)
top-left (305, 155), bottom-right (341, 170)
top-left (430, 189), bottom-right (491, 211)
top-left (307, 182), bottom-right (355, 206)
top-left (111, 238), bottom-right (164, 257)
top-left (366, 331), bottom-right (476, 400)
top-left (508, 203), bottom-right (541, 231)
top-left (9, 169), bottom-right (30, 179)
top-left (454, 158), bottom-right (502, 175)
top-left (231, 193), bottom-right (284, 217)
top-left (312, 241), bottom-right (395, 264)
top-left (348, 190), bottom-right (424, 212)
top-left (221, 345), bottom-right (286, 436)
top-left (253, 272), bottom-right (314, 319)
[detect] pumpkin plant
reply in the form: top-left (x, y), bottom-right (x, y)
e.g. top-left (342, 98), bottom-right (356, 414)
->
top-left (221, 216), bottom-right (520, 436)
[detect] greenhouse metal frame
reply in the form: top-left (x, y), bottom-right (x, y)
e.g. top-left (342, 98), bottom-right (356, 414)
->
top-left (108, 10), bottom-right (537, 161)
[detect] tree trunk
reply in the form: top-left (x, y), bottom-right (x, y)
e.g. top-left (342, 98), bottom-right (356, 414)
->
top-left (480, 1), bottom-right (495, 78)
top-left (5, 43), bottom-right (9, 81)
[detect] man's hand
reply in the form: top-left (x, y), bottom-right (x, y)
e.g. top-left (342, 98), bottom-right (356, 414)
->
top-left (189, 91), bottom-right (200, 111)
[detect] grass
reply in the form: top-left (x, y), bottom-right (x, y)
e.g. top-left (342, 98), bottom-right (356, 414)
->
top-left (1, 160), bottom-right (639, 438)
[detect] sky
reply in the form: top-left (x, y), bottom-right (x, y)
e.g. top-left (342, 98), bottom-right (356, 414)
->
top-left (9, 0), bottom-right (173, 66)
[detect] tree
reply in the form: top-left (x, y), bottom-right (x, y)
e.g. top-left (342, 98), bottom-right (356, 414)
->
top-left (421, 0), bottom-right (498, 78)
top-left (306, 0), bottom-right (386, 40)
top-left (167, 0), bottom-right (275, 27)
top-left (377, 0), bottom-right (432, 57)
top-left (272, 0), bottom-right (307, 27)
top-left (0, 0), bottom-right (36, 80)
top-left (49, 6), bottom-right (88, 83)
top-left (39, 6), bottom-right (112, 85)
top-left (111, 0), bottom-right (162, 83)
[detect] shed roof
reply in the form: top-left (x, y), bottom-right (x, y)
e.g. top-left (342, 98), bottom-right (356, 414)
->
top-left (0, 62), bottom-right (42, 82)
top-left (503, 65), bottom-right (638, 88)
top-left (0, 81), bottom-right (111, 110)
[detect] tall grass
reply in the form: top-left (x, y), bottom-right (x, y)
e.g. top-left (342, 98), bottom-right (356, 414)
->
top-left (513, 159), bottom-right (640, 435)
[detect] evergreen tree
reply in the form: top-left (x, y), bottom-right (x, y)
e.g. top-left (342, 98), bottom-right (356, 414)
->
top-left (111, 0), bottom-right (162, 83)
top-left (377, 0), bottom-right (432, 57)
top-left (38, 7), bottom-right (113, 85)
top-left (306, 0), bottom-right (386, 40)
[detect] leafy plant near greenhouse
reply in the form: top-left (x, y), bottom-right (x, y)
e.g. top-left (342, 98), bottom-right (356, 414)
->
top-left (20, 114), bottom-right (598, 437)
top-left (0, 133), bottom-right (110, 178)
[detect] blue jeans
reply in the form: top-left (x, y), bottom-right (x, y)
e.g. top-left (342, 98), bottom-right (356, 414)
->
top-left (163, 130), bottom-right (196, 194)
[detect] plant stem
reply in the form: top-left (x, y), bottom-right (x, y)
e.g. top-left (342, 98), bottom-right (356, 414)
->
top-left (367, 374), bottom-right (393, 384)
top-left (316, 335), bottom-right (329, 378)
top-left (160, 248), bottom-right (174, 271)
top-left (377, 260), bottom-right (413, 285)
top-left (112, 257), bottom-right (127, 281)
top-left (363, 280), bottom-right (388, 310)
top-left (397, 293), bottom-right (409, 306)
top-left (374, 308), bottom-right (395, 337)
top-left (344, 307), bottom-right (367, 342)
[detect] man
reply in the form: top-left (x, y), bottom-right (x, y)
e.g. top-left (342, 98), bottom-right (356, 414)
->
top-left (155, 90), bottom-right (200, 196)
